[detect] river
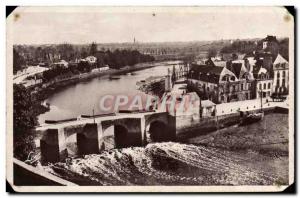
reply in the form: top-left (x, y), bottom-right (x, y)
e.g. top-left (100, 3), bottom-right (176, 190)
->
top-left (37, 62), bottom-right (289, 186)
top-left (40, 113), bottom-right (288, 186)
top-left (38, 63), bottom-right (176, 124)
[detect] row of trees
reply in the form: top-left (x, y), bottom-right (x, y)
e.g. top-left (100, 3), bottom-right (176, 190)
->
top-left (41, 49), bottom-right (154, 82)
top-left (220, 38), bottom-right (289, 60)
top-left (220, 40), bottom-right (257, 54)
top-left (13, 43), bottom-right (155, 74)
top-left (95, 49), bottom-right (155, 69)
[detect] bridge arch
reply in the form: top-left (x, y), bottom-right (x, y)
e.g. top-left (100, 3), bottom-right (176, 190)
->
top-left (101, 119), bottom-right (139, 150)
top-left (146, 120), bottom-right (169, 143)
top-left (144, 113), bottom-right (176, 144)
top-left (114, 124), bottom-right (129, 148)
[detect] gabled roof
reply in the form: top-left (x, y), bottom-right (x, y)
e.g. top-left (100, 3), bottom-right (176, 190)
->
top-left (212, 60), bottom-right (227, 67)
top-left (246, 56), bottom-right (256, 66)
top-left (237, 54), bottom-right (246, 60)
top-left (221, 53), bottom-right (233, 61)
top-left (86, 55), bottom-right (97, 59)
top-left (273, 53), bottom-right (288, 65)
top-left (230, 63), bottom-right (243, 77)
top-left (262, 35), bottom-right (278, 42)
top-left (201, 100), bottom-right (216, 108)
top-left (190, 64), bottom-right (224, 84)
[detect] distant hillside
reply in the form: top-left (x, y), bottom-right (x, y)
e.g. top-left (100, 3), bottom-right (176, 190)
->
top-left (14, 37), bottom-right (289, 68)
top-left (219, 37), bottom-right (289, 60)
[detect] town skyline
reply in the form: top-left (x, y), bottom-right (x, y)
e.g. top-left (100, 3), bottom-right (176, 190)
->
top-left (12, 36), bottom-right (289, 46)
top-left (10, 7), bottom-right (292, 45)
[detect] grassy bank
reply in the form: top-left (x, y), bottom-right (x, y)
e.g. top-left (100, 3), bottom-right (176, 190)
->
top-left (185, 112), bottom-right (289, 185)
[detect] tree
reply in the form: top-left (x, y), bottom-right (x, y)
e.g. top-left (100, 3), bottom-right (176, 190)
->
top-left (89, 42), bottom-right (97, 56)
top-left (279, 38), bottom-right (289, 61)
top-left (13, 48), bottom-right (25, 74)
top-left (208, 48), bottom-right (217, 58)
top-left (77, 61), bottom-right (91, 73)
top-left (13, 84), bottom-right (37, 160)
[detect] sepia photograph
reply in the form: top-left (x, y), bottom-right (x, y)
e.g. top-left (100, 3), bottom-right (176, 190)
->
top-left (6, 6), bottom-right (294, 192)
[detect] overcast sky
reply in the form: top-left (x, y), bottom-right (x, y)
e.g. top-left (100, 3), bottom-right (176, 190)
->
top-left (9, 7), bottom-right (293, 44)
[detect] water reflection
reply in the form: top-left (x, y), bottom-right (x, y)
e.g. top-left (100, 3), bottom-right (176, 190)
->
top-left (38, 65), bottom-right (173, 123)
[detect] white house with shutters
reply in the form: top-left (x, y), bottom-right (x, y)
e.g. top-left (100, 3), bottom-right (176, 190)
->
top-left (272, 54), bottom-right (289, 94)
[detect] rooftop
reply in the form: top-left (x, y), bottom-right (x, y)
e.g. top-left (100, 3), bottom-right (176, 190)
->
top-left (190, 64), bottom-right (224, 84)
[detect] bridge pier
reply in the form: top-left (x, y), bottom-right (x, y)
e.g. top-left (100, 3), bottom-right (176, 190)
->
top-left (38, 112), bottom-right (177, 163)
top-left (167, 115), bottom-right (177, 141)
top-left (40, 128), bottom-right (67, 164)
top-left (77, 123), bottom-right (99, 155)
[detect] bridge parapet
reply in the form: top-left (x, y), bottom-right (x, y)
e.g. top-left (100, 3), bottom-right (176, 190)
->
top-left (37, 112), bottom-right (176, 164)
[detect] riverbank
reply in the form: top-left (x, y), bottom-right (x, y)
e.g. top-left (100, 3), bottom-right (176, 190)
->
top-left (40, 111), bottom-right (288, 186)
top-left (185, 112), bottom-right (289, 185)
top-left (29, 61), bottom-right (179, 115)
top-left (176, 106), bottom-right (288, 140)
top-left (31, 61), bottom-right (154, 96)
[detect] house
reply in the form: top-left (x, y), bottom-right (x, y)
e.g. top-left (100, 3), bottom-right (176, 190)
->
top-left (245, 56), bottom-right (257, 73)
top-left (161, 92), bottom-right (200, 117)
top-left (261, 35), bottom-right (279, 55)
top-left (91, 65), bottom-right (110, 73)
top-left (212, 60), bottom-right (227, 67)
top-left (220, 53), bottom-right (233, 61)
top-left (201, 100), bottom-right (216, 117)
top-left (228, 61), bottom-right (255, 100)
top-left (13, 65), bottom-right (49, 86)
top-left (255, 52), bottom-right (274, 75)
top-left (187, 64), bottom-right (252, 104)
top-left (229, 60), bottom-right (253, 80)
top-left (253, 66), bottom-right (273, 98)
top-left (85, 56), bottom-right (97, 65)
top-left (237, 53), bottom-right (246, 60)
top-left (205, 58), bottom-right (227, 67)
top-left (51, 60), bottom-right (69, 69)
top-left (272, 53), bottom-right (289, 94)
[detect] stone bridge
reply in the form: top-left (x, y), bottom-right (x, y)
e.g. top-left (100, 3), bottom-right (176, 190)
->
top-left (36, 111), bottom-right (176, 164)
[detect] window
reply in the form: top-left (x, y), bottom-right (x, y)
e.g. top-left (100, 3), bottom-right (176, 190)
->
top-left (277, 71), bottom-right (280, 78)
top-left (283, 71), bottom-right (286, 78)
top-left (241, 84), bottom-right (243, 90)
top-left (263, 83), bottom-right (266, 89)
top-left (221, 95), bottom-right (225, 102)
top-left (268, 82), bottom-right (271, 89)
top-left (259, 83), bottom-right (262, 90)
top-left (277, 79), bottom-right (280, 86)
top-left (282, 79), bottom-right (286, 86)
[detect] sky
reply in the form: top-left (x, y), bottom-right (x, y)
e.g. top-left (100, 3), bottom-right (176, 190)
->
top-left (9, 7), bottom-right (293, 45)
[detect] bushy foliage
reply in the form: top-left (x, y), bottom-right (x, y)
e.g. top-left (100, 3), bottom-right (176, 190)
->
top-left (13, 49), bottom-right (25, 74)
top-left (96, 49), bottom-right (155, 69)
top-left (220, 40), bottom-right (257, 54)
top-left (13, 84), bottom-right (38, 160)
top-left (42, 49), bottom-right (155, 81)
top-left (278, 38), bottom-right (289, 61)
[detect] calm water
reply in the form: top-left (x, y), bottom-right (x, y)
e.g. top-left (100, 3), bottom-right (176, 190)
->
top-left (37, 62), bottom-right (288, 185)
top-left (38, 64), bottom-right (174, 123)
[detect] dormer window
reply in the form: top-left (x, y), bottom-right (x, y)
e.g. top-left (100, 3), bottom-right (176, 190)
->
top-left (222, 76), bottom-right (227, 82)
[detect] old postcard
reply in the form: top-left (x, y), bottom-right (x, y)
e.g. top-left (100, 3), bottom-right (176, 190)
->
top-left (6, 6), bottom-right (294, 192)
